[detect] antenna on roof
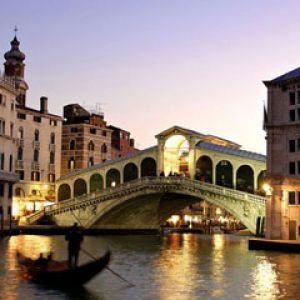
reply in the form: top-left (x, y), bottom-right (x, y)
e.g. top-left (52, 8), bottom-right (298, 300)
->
top-left (14, 25), bottom-right (18, 38)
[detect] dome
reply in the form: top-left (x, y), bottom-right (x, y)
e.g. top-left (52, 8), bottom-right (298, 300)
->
top-left (4, 36), bottom-right (25, 62)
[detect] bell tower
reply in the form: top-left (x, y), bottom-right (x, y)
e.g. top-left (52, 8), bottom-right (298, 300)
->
top-left (3, 27), bottom-right (28, 107)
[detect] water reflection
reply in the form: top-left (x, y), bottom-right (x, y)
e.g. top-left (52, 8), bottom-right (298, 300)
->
top-left (0, 234), bottom-right (300, 299)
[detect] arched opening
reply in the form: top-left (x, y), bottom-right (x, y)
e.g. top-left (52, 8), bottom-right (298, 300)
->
top-left (14, 187), bottom-right (25, 198)
top-left (257, 170), bottom-right (267, 195)
top-left (17, 147), bottom-right (23, 160)
top-left (68, 157), bottom-right (75, 171)
top-left (88, 157), bottom-right (94, 167)
top-left (74, 178), bottom-right (87, 197)
top-left (164, 135), bottom-right (189, 175)
top-left (88, 141), bottom-right (95, 151)
top-left (50, 152), bottom-right (55, 164)
top-left (216, 160), bottom-right (233, 188)
top-left (70, 140), bottom-right (76, 150)
top-left (18, 127), bottom-right (24, 139)
top-left (34, 129), bottom-right (39, 141)
top-left (58, 184), bottom-right (71, 201)
top-left (106, 168), bottom-right (121, 188)
top-left (50, 132), bottom-right (55, 144)
top-left (236, 165), bottom-right (254, 193)
top-left (123, 162), bottom-right (138, 182)
top-left (90, 173), bottom-right (103, 193)
top-left (141, 157), bottom-right (157, 177)
top-left (101, 143), bottom-right (107, 153)
top-left (195, 156), bottom-right (213, 183)
top-left (33, 149), bottom-right (39, 162)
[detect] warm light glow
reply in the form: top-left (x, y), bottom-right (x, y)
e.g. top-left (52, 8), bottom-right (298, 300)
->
top-left (263, 184), bottom-right (272, 195)
top-left (170, 215), bottom-right (180, 224)
top-left (111, 181), bottom-right (116, 187)
top-left (216, 207), bottom-right (221, 215)
top-left (26, 201), bottom-right (34, 211)
top-left (12, 201), bottom-right (19, 217)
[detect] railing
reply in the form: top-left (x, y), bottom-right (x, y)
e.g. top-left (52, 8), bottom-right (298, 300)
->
top-left (16, 138), bottom-right (24, 147)
top-left (15, 160), bottom-right (24, 169)
top-left (26, 177), bottom-right (266, 225)
top-left (49, 144), bottom-right (56, 152)
top-left (32, 141), bottom-right (40, 149)
top-left (31, 162), bottom-right (40, 170)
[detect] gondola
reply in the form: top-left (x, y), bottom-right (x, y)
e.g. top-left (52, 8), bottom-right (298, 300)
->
top-left (17, 250), bottom-right (111, 287)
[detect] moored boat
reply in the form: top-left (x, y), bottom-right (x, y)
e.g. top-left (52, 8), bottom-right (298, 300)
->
top-left (17, 250), bottom-right (111, 287)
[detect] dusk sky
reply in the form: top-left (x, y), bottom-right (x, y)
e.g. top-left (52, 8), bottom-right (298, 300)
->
top-left (1, 0), bottom-right (299, 153)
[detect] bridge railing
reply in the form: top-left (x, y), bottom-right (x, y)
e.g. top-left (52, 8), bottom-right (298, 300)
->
top-left (25, 176), bottom-right (266, 224)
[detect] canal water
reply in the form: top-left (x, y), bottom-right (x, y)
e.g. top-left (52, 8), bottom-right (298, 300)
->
top-left (0, 234), bottom-right (299, 300)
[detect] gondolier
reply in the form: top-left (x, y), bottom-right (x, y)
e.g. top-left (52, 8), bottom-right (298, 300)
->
top-left (65, 222), bottom-right (84, 268)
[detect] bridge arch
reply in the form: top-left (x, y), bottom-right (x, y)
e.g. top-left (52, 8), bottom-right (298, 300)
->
top-left (58, 184), bottom-right (71, 201)
top-left (236, 165), bottom-right (254, 193)
top-left (141, 157), bottom-right (157, 177)
top-left (216, 160), bottom-right (233, 188)
top-left (74, 178), bottom-right (87, 197)
top-left (123, 162), bottom-right (138, 182)
top-left (90, 173), bottom-right (103, 193)
top-left (106, 168), bottom-right (121, 187)
top-left (195, 155), bottom-right (213, 183)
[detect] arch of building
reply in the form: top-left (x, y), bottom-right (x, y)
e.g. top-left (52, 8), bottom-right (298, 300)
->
top-left (141, 157), bottom-right (157, 177)
top-left (106, 168), bottom-right (121, 188)
top-left (236, 165), bottom-right (254, 193)
top-left (123, 162), bottom-right (138, 182)
top-left (74, 178), bottom-right (87, 197)
top-left (58, 184), bottom-right (71, 201)
top-left (90, 173), bottom-right (103, 192)
top-left (195, 155), bottom-right (213, 183)
top-left (216, 160), bottom-right (233, 188)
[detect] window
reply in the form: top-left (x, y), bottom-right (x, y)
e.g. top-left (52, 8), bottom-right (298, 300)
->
top-left (50, 133), bottom-right (55, 144)
top-left (88, 141), bottom-right (95, 151)
top-left (17, 147), bottom-right (23, 160)
top-left (10, 122), bottom-right (14, 138)
top-left (17, 113), bottom-right (26, 120)
top-left (34, 129), bottom-right (39, 141)
top-left (0, 153), bottom-right (4, 170)
top-left (70, 140), bottom-right (76, 150)
top-left (71, 127), bottom-right (78, 133)
top-left (289, 191), bottom-right (296, 205)
top-left (50, 119), bottom-right (57, 126)
top-left (17, 170), bottom-right (24, 180)
top-left (8, 184), bottom-right (12, 198)
top-left (298, 91), bottom-right (300, 103)
top-left (0, 94), bottom-right (6, 106)
top-left (0, 120), bottom-right (5, 135)
top-left (102, 131), bottom-right (107, 136)
top-left (68, 157), bottom-right (75, 170)
top-left (90, 128), bottom-right (96, 134)
top-left (298, 139), bottom-right (300, 151)
top-left (0, 183), bottom-right (4, 197)
top-left (31, 171), bottom-right (40, 181)
top-left (33, 116), bottom-right (41, 123)
top-left (34, 149), bottom-right (39, 162)
top-left (289, 140), bottom-right (296, 152)
top-left (11, 101), bottom-right (14, 111)
top-left (101, 143), bottom-right (107, 153)
top-left (18, 127), bottom-right (24, 139)
top-left (9, 155), bottom-right (13, 172)
top-left (298, 161), bottom-right (300, 174)
top-left (50, 152), bottom-right (55, 164)
top-left (290, 110), bottom-right (296, 122)
top-left (88, 157), bottom-right (94, 167)
top-left (48, 174), bottom-right (55, 183)
top-left (290, 92), bottom-right (296, 105)
top-left (289, 162), bottom-right (296, 175)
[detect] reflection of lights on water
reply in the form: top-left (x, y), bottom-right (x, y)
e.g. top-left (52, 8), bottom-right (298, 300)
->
top-left (213, 234), bottom-right (225, 251)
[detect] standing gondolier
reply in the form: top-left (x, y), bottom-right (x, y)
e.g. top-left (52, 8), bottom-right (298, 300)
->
top-left (65, 223), bottom-right (84, 268)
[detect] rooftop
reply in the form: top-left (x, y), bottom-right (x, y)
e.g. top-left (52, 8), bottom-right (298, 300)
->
top-left (264, 67), bottom-right (300, 85)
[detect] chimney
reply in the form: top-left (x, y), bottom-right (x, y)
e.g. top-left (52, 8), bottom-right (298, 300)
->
top-left (40, 96), bottom-right (48, 114)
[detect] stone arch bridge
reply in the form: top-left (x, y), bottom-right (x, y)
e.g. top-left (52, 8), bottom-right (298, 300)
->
top-left (27, 126), bottom-right (266, 233)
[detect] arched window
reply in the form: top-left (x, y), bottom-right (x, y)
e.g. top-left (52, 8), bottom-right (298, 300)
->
top-left (50, 152), bottom-right (55, 164)
top-left (90, 173), bottom-right (103, 192)
top-left (74, 178), bottom-right (87, 197)
top-left (15, 187), bottom-right (25, 198)
top-left (9, 155), bottom-right (13, 172)
top-left (50, 132), bottom-right (55, 144)
top-left (34, 129), bottom-right (39, 141)
top-left (58, 184), bottom-right (71, 201)
top-left (31, 171), bottom-right (40, 181)
top-left (34, 149), bottom-right (39, 162)
top-left (195, 156), bottom-right (213, 183)
top-left (216, 160), bottom-right (233, 188)
top-left (88, 141), bottom-right (95, 151)
top-left (18, 127), bottom-right (24, 139)
top-left (123, 163), bottom-right (138, 182)
top-left (101, 143), bottom-right (107, 153)
top-left (68, 157), bottom-right (75, 170)
top-left (236, 165), bottom-right (254, 193)
top-left (70, 140), bottom-right (76, 150)
top-left (17, 147), bottom-right (23, 160)
top-left (141, 157), bottom-right (157, 177)
top-left (106, 168), bottom-right (121, 187)
top-left (88, 157), bottom-right (94, 167)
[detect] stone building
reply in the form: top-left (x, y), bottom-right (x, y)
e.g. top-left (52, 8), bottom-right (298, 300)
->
top-left (0, 74), bottom-right (18, 223)
top-left (61, 104), bottom-right (137, 177)
top-left (2, 34), bottom-right (62, 218)
top-left (264, 67), bottom-right (300, 240)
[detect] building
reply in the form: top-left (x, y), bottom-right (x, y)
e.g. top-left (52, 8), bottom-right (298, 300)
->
top-left (0, 74), bottom-right (18, 224)
top-left (61, 104), bottom-right (137, 177)
top-left (2, 34), bottom-right (63, 219)
top-left (264, 67), bottom-right (300, 240)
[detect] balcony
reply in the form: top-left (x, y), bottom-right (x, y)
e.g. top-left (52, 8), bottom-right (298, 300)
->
top-left (15, 160), bottom-right (24, 169)
top-left (49, 143), bottom-right (56, 152)
top-left (31, 162), bottom-right (40, 171)
top-left (49, 164), bottom-right (55, 173)
top-left (16, 139), bottom-right (24, 147)
top-left (32, 141), bottom-right (40, 150)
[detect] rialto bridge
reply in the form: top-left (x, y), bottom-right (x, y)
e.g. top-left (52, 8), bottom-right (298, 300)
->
top-left (27, 126), bottom-right (267, 233)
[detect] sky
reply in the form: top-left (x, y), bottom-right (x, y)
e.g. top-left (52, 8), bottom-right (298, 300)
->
top-left (1, 0), bottom-right (299, 154)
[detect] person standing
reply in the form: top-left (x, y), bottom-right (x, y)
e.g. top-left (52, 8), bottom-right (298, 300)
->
top-left (65, 223), bottom-right (84, 268)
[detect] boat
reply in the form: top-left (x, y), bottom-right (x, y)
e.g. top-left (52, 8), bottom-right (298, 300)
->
top-left (17, 250), bottom-right (111, 287)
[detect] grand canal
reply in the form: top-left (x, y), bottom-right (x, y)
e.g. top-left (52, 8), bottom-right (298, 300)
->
top-left (0, 233), bottom-right (299, 299)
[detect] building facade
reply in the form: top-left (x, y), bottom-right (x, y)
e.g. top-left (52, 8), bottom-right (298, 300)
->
top-left (2, 34), bottom-right (63, 219)
top-left (0, 75), bottom-right (18, 223)
top-left (264, 68), bottom-right (300, 240)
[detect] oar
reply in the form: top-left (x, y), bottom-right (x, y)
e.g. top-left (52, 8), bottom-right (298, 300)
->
top-left (69, 210), bottom-right (134, 287)
top-left (81, 247), bottom-right (135, 287)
